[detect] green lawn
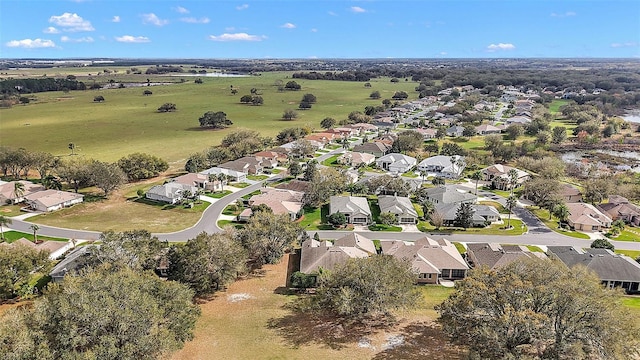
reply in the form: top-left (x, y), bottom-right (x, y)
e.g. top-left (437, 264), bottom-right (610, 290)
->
top-left (207, 190), bottom-right (233, 199)
top-left (478, 200), bottom-right (507, 213)
top-left (217, 219), bottom-right (244, 229)
top-left (368, 224), bottom-right (403, 232)
top-left (246, 175), bottom-right (269, 181)
top-left (548, 99), bottom-right (569, 114)
top-left (1, 230), bottom-right (67, 243)
top-left (419, 219), bottom-right (527, 235)
top-left (320, 155), bottom-right (340, 167)
top-left (608, 228), bottom-right (640, 242)
top-left (296, 205), bottom-right (333, 231)
top-left (229, 182), bottom-right (251, 188)
top-left (526, 245), bottom-right (545, 253)
top-left (530, 208), bottom-right (591, 239)
top-left (414, 285), bottom-right (455, 319)
top-left (615, 250), bottom-right (640, 259)
top-left (453, 242), bottom-right (466, 254)
top-left (0, 72), bottom-right (419, 167)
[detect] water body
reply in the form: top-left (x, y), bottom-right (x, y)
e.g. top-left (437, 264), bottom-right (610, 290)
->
top-left (562, 150), bottom-right (640, 173)
top-left (172, 73), bottom-right (249, 78)
top-left (622, 110), bottom-right (640, 123)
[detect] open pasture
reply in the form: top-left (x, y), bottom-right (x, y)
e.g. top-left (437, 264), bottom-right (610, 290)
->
top-left (1, 71), bottom-right (417, 167)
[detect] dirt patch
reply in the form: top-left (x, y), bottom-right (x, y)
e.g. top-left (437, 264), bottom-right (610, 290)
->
top-left (56, 97), bottom-right (75, 101)
top-left (227, 293), bottom-right (253, 303)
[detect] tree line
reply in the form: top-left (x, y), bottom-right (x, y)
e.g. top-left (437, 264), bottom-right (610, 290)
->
top-left (0, 76), bottom-right (87, 95)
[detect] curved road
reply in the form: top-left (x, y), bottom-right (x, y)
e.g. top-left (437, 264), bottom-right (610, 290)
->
top-left (7, 146), bottom-right (640, 251)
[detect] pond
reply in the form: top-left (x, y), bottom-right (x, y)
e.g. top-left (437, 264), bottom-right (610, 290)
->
top-left (561, 149), bottom-right (640, 173)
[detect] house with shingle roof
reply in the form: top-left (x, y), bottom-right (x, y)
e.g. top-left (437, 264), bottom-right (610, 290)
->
top-left (437, 203), bottom-right (500, 227)
top-left (425, 185), bottom-right (476, 205)
top-left (597, 195), bottom-right (640, 226)
top-left (146, 182), bottom-right (197, 204)
top-left (337, 151), bottom-right (376, 168)
top-left (560, 184), bottom-right (583, 203)
top-left (378, 195), bottom-right (419, 224)
top-left (299, 233), bottom-right (376, 274)
top-left (475, 124), bottom-right (502, 135)
top-left (245, 188), bottom-right (304, 221)
top-left (352, 141), bottom-right (391, 158)
top-left (375, 153), bottom-right (417, 174)
top-left (547, 246), bottom-right (640, 294)
top-left (381, 237), bottom-right (468, 284)
top-left (481, 164), bottom-right (529, 190)
top-left (24, 190), bottom-right (84, 212)
top-left (172, 173), bottom-right (222, 192)
top-left (329, 196), bottom-right (372, 225)
top-left (200, 166), bottom-right (247, 183)
top-left (466, 243), bottom-right (547, 270)
top-left (417, 155), bottom-right (465, 179)
top-left (566, 202), bottom-right (612, 231)
top-left (0, 180), bottom-right (45, 204)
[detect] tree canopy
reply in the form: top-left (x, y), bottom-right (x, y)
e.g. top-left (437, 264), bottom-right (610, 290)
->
top-left (0, 244), bottom-right (50, 300)
top-left (437, 258), bottom-right (640, 360)
top-left (117, 153), bottom-right (168, 181)
top-left (198, 111), bottom-right (233, 129)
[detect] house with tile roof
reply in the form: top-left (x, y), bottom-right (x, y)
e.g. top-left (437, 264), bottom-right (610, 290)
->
top-left (597, 195), bottom-right (640, 226)
top-left (299, 233), bottom-right (376, 274)
top-left (172, 173), bottom-right (222, 192)
top-left (246, 188), bottom-right (304, 221)
top-left (24, 190), bottom-right (84, 212)
top-left (466, 243), bottom-right (547, 270)
top-left (481, 164), bottom-right (530, 190)
top-left (337, 151), bottom-right (376, 168)
top-left (0, 180), bottom-right (45, 204)
top-left (566, 202), bottom-right (612, 231)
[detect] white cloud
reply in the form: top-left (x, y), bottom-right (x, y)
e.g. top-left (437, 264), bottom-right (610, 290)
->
top-left (115, 35), bottom-right (150, 43)
top-left (328, 11), bottom-right (338, 16)
top-left (61, 36), bottom-right (94, 43)
top-left (487, 43), bottom-right (515, 51)
top-left (141, 13), bottom-right (168, 26)
top-left (309, 55), bottom-right (318, 59)
top-left (6, 38), bottom-right (56, 48)
top-left (281, 22), bottom-right (296, 29)
top-left (350, 6), bottom-right (366, 13)
top-left (49, 13), bottom-right (94, 32)
top-left (311, 28), bottom-right (318, 32)
top-left (174, 6), bottom-right (189, 14)
top-left (44, 27), bottom-right (60, 34)
top-left (551, 11), bottom-right (576, 18)
top-left (439, 51), bottom-right (448, 56)
top-left (611, 42), bottom-right (638, 48)
top-left (112, 16), bottom-right (120, 23)
top-left (236, 4), bottom-right (249, 10)
top-left (180, 17), bottom-right (210, 24)
top-left (208, 33), bottom-right (266, 42)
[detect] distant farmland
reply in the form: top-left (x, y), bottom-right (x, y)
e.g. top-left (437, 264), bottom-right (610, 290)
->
top-left (1, 71), bottom-right (417, 167)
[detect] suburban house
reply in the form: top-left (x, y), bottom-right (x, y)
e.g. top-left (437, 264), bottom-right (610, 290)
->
top-left (243, 188), bottom-right (304, 221)
top-left (597, 195), bottom-right (640, 226)
top-left (299, 233), bottom-right (377, 274)
top-left (378, 195), bottom-right (419, 224)
top-left (381, 237), bottom-right (469, 284)
top-left (24, 190), bottom-right (84, 212)
top-left (200, 166), bottom-right (247, 183)
top-left (560, 184), bottom-right (583, 203)
top-left (375, 153), bottom-right (417, 174)
top-left (481, 164), bottom-right (530, 190)
top-left (254, 151), bottom-right (287, 166)
top-left (566, 202), bottom-right (612, 231)
top-left (146, 182), bottom-right (198, 204)
top-left (425, 185), bottom-right (476, 205)
top-left (219, 156), bottom-right (263, 175)
top-left (417, 155), bottom-right (465, 179)
top-left (49, 246), bottom-right (92, 282)
top-left (414, 128), bottom-right (438, 140)
top-left (0, 180), bottom-right (45, 204)
top-left (276, 179), bottom-right (312, 194)
top-left (2, 238), bottom-right (73, 260)
top-left (172, 173), bottom-right (222, 192)
top-left (371, 118), bottom-right (397, 130)
top-left (329, 196), bottom-right (372, 225)
top-left (547, 246), bottom-right (640, 294)
top-left (505, 116), bottom-right (531, 125)
top-left (346, 122), bottom-right (378, 135)
top-left (337, 151), bottom-right (376, 168)
top-left (437, 203), bottom-right (500, 227)
top-left (306, 132), bottom-right (337, 145)
top-left (326, 127), bottom-right (358, 138)
top-left (446, 125), bottom-right (465, 137)
top-left (475, 124), bottom-right (502, 135)
top-left (466, 243), bottom-right (547, 270)
top-left (352, 141), bottom-right (391, 158)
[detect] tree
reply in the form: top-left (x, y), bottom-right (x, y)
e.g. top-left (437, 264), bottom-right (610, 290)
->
top-left (506, 123), bottom-right (524, 140)
top-left (199, 111), bottom-right (233, 129)
top-left (369, 90), bottom-right (381, 99)
top-left (29, 224), bottom-right (40, 243)
top-left (282, 109), bottom-right (298, 120)
top-left (583, 177), bottom-right (613, 204)
top-left (168, 231), bottom-right (246, 296)
top-left (236, 211), bottom-right (304, 267)
top-left (432, 176), bottom-right (445, 186)
top-left (56, 157), bottom-right (92, 193)
top-left (392, 130), bottom-right (424, 153)
top-left (392, 91), bottom-right (409, 100)
top-left (0, 267), bottom-right (200, 360)
top-left (291, 139), bottom-right (316, 160)
top-left (19, 96), bottom-right (30, 105)
top-left (284, 80), bottom-right (301, 90)
top-left (424, 142), bottom-right (439, 156)
top-left (429, 210), bottom-right (444, 229)
top-left (276, 127), bottom-right (309, 144)
top-left (365, 174), bottom-right (411, 197)
top-left (454, 202), bottom-right (474, 229)
top-left (157, 103), bottom-right (177, 112)
top-left (523, 178), bottom-right (561, 208)
top-left (591, 238), bottom-right (615, 251)
top-left (298, 101), bottom-right (312, 110)
top-left (507, 168), bottom-right (519, 195)
top-left (470, 170), bottom-right (482, 197)
top-left (68, 142), bottom-right (76, 155)
top-left (379, 211), bottom-right (397, 226)
top-left (251, 95), bottom-right (264, 105)
top-left (346, 182), bottom-right (366, 196)
top-left (32, 151), bottom-right (56, 180)
top-left (304, 167), bottom-right (350, 207)
top-left (240, 94), bottom-right (253, 103)
top-left (320, 117), bottom-right (336, 129)
top-left (552, 126), bottom-right (567, 144)
top-left (89, 160), bottom-right (127, 196)
top-left (552, 203), bottom-right (570, 224)
top-left (505, 195), bottom-right (517, 228)
top-left (117, 153), bottom-right (169, 181)
top-left (0, 215), bottom-right (11, 241)
top-left (86, 230), bottom-right (164, 272)
top-left (194, 78), bottom-right (203, 84)
top-left (462, 124), bottom-right (476, 137)
top-left (440, 142), bottom-right (466, 156)
top-left (437, 258), bottom-right (639, 360)
top-left (143, 89), bottom-right (153, 96)
top-left (483, 134), bottom-right (503, 152)
top-left (0, 244), bottom-right (49, 300)
top-left (303, 160), bottom-right (318, 182)
top-left (308, 255), bottom-right (419, 321)
top-left (327, 212), bottom-right (347, 228)
top-left (302, 93), bottom-right (317, 103)
top-left (285, 161), bottom-right (301, 178)
top-left (93, 95), bottom-right (105, 102)
top-left (12, 181), bottom-right (25, 201)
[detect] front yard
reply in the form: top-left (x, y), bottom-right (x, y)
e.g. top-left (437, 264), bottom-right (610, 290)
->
top-left (607, 227), bottom-right (640, 242)
top-left (530, 207), bottom-right (591, 239)
top-left (418, 219), bottom-right (527, 236)
top-left (1, 230), bottom-right (67, 243)
top-left (296, 205), bottom-right (334, 231)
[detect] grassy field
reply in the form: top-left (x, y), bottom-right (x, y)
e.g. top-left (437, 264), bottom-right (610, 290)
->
top-left (0, 204), bottom-right (26, 217)
top-left (1, 71), bottom-right (418, 167)
top-left (170, 255), bottom-right (466, 360)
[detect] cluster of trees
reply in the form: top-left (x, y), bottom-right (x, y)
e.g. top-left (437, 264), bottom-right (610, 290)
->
top-left (0, 76), bottom-right (87, 95)
top-left (157, 102), bottom-right (177, 112)
top-left (438, 258), bottom-right (640, 359)
top-left (298, 93), bottom-right (316, 110)
top-left (240, 94), bottom-right (263, 105)
top-left (292, 71), bottom-right (371, 82)
top-left (0, 244), bottom-right (50, 300)
top-left (198, 111), bottom-right (233, 129)
top-left (144, 65), bottom-right (183, 74)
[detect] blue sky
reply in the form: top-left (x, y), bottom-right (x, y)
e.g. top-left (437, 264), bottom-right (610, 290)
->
top-left (1, 0), bottom-right (639, 59)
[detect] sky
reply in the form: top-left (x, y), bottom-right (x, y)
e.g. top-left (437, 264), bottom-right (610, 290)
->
top-left (1, 0), bottom-right (639, 59)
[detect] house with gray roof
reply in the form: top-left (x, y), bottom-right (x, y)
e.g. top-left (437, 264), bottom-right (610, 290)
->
top-left (381, 237), bottom-right (468, 284)
top-left (49, 246), bottom-right (92, 282)
top-left (200, 166), bottom-right (247, 183)
top-left (378, 195), bottom-right (419, 224)
top-left (446, 125), bottom-right (465, 137)
top-left (547, 246), bottom-right (640, 294)
top-left (417, 155), bottom-right (465, 179)
top-left (329, 196), bottom-right (372, 225)
top-left (375, 153), bottom-right (417, 174)
top-left (425, 185), bottom-right (476, 205)
top-left (466, 243), bottom-right (547, 270)
top-left (146, 182), bottom-right (197, 204)
top-left (437, 203), bottom-right (500, 227)
top-left (299, 233), bottom-right (376, 274)
top-left (353, 141), bottom-right (392, 158)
